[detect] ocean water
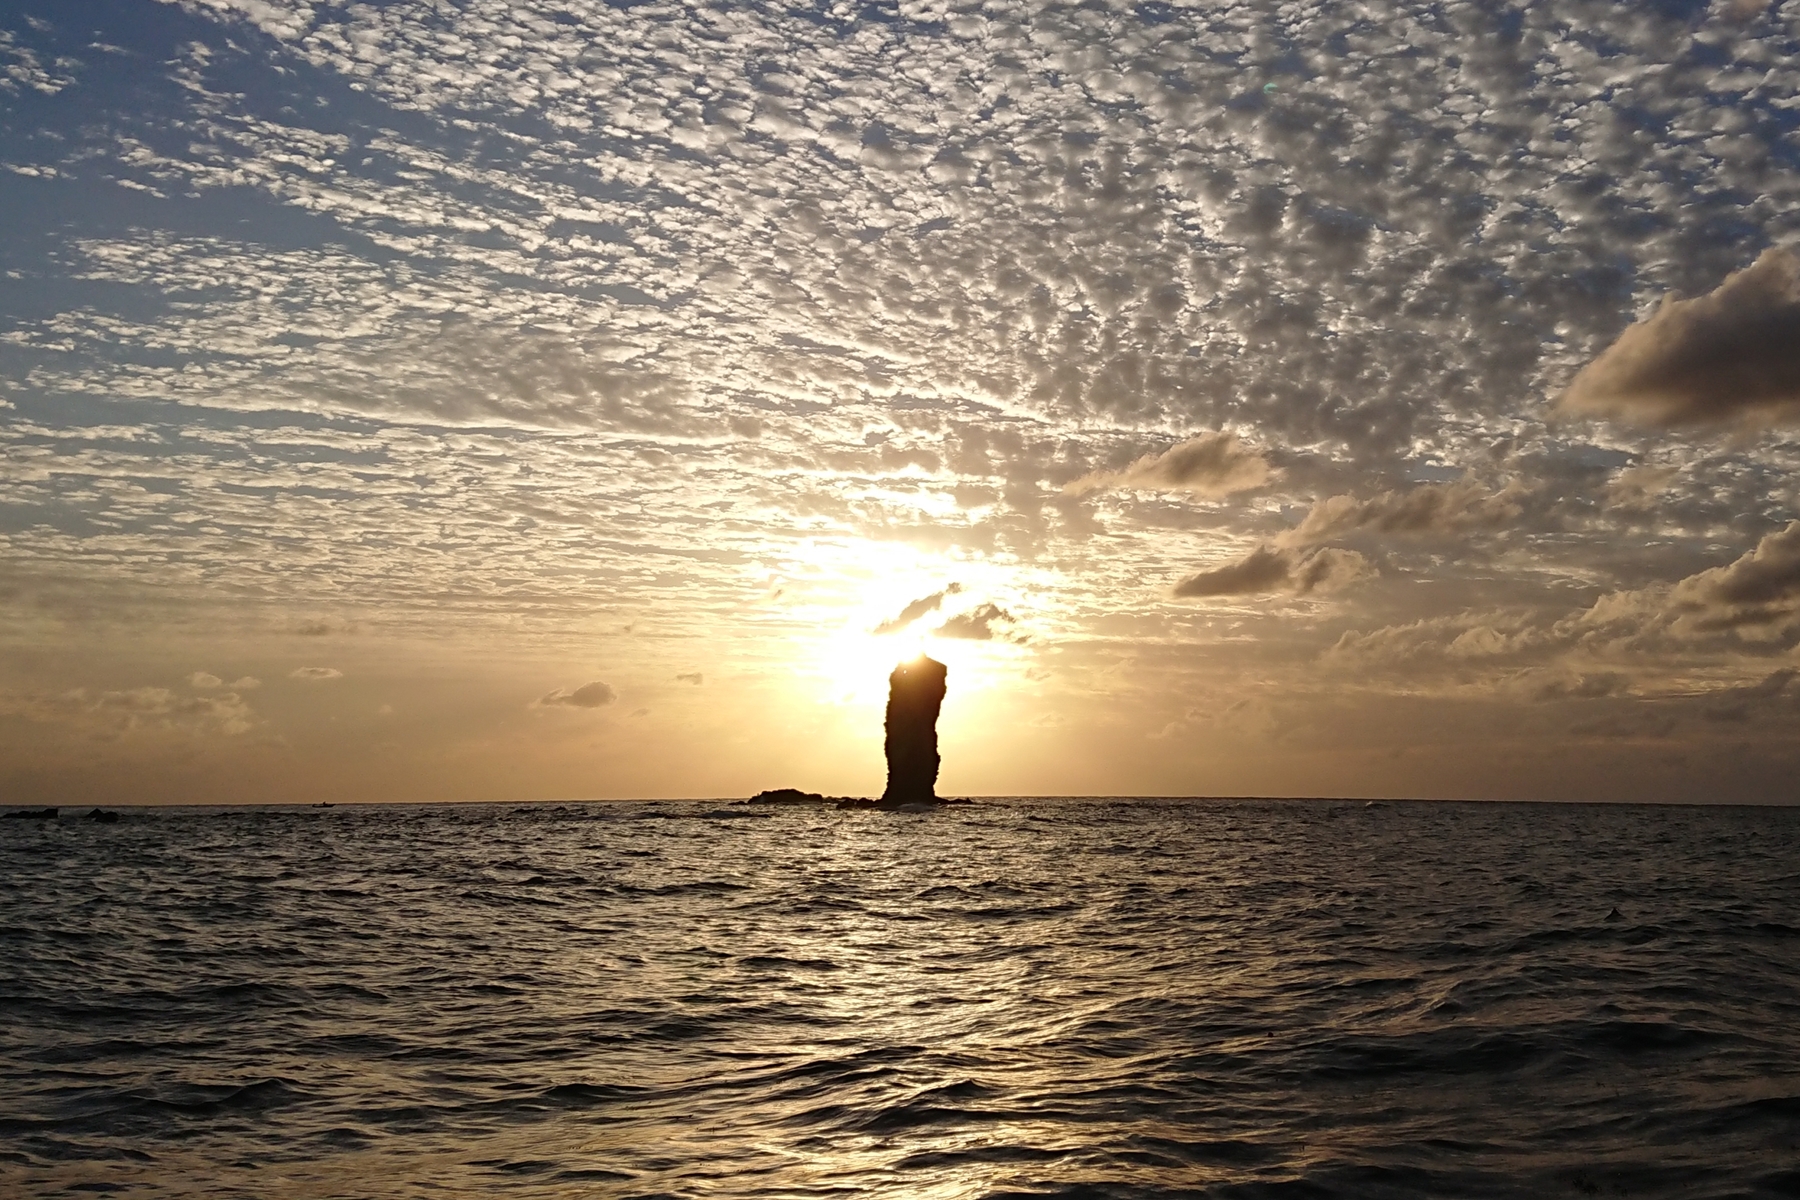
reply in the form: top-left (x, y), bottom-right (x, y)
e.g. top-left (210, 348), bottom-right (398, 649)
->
top-left (3, 799), bottom-right (1799, 1199)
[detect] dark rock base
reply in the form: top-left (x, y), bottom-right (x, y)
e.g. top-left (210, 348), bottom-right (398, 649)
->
top-left (740, 788), bottom-right (857, 806)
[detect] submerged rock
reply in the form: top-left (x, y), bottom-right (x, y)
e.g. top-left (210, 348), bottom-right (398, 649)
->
top-left (741, 788), bottom-right (850, 805)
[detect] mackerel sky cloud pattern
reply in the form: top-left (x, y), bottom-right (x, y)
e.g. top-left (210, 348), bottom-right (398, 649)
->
top-left (5, 0), bottom-right (1800, 802)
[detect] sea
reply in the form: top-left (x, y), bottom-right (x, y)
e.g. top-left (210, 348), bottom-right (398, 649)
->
top-left (2, 798), bottom-right (1799, 1199)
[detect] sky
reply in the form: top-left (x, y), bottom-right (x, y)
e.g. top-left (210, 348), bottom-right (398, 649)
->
top-left (4, 0), bottom-right (1800, 805)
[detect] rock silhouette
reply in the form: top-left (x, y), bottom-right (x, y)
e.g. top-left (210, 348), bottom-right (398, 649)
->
top-left (740, 788), bottom-right (850, 805)
top-left (751, 653), bottom-right (967, 812)
top-left (881, 655), bottom-right (947, 806)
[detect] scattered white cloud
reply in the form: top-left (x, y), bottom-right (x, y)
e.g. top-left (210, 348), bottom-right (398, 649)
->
top-left (535, 681), bottom-right (616, 708)
top-left (1668, 521), bottom-right (1800, 635)
top-left (933, 602), bottom-right (1017, 642)
top-left (1520, 671), bottom-right (1631, 703)
top-left (1174, 546), bottom-right (1369, 599)
top-left (874, 585), bottom-right (961, 636)
top-left (289, 666), bottom-right (343, 681)
top-left (1559, 249), bottom-right (1800, 428)
top-left (161, 0), bottom-right (315, 42)
top-left (1068, 434), bottom-right (1272, 499)
top-left (0, 684), bottom-right (256, 736)
top-left (1604, 465), bottom-right (1680, 512)
top-left (1327, 612), bottom-right (1543, 668)
top-left (0, 28), bottom-right (75, 94)
top-left (1281, 481), bottom-right (1526, 547)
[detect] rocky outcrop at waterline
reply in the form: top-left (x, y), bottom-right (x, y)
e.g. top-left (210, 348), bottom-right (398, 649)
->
top-left (746, 654), bottom-right (967, 812)
top-left (2, 807), bottom-right (121, 822)
top-left (740, 789), bottom-right (852, 806)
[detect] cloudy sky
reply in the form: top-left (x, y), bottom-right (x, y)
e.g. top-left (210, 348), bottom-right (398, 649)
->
top-left (4, 0), bottom-right (1800, 805)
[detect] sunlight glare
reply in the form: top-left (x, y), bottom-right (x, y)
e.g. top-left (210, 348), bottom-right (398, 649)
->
top-left (784, 541), bottom-right (1025, 709)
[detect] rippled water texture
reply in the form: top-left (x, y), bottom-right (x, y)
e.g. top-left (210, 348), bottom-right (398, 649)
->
top-left (4, 800), bottom-right (1800, 1198)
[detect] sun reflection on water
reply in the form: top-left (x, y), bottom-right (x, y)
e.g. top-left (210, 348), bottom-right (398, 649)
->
top-left (12, 802), bottom-right (1798, 1197)
top-left (537, 815), bottom-right (1251, 1199)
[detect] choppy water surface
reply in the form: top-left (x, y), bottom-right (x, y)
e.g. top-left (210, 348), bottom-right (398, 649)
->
top-left (4, 799), bottom-right (1800, 1199)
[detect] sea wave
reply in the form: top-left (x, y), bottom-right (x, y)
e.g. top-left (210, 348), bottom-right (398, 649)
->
top-left (2, 799), bottom-right (1798, 1197)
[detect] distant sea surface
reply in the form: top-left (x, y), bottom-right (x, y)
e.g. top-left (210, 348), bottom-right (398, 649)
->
top-left (4, 800), bottom-right (1800, 1199)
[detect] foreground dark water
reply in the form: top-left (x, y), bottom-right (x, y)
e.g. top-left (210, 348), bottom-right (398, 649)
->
top-left (3, 799), bottom-right (1799, 1199)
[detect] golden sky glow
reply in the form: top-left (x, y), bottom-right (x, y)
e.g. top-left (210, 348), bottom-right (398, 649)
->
top-left (5, 0), bottom-right (1800, 803)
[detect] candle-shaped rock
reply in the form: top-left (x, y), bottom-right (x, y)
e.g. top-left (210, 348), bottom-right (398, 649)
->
top-left (881, 655), bottom-right (947, 806)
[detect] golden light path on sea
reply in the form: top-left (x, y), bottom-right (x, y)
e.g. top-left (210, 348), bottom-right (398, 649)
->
top-left (543, 815), bottom-right (1245, 1199)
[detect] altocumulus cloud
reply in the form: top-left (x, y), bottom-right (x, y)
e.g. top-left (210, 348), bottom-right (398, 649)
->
top-left (0, 687), bottom-right (258, 737)
top-left (1174, 547), bottom-right (1369, 599)
top-left (934, 603), bottom-right (1018, 642)
top-left (1559, 248), bottom-right (1800, 428)
top-left (10, 0), bottom-right (1800, 803)
top-left (193, 669), bottom-right (258, 692)
top-left (1668, 521), bottom-right (1800, 635)
top-left (874, 585), bottom-right (961, 636)
top-left (1328, 525), bottom-right (1800, 689)
top-left (1280, 481), bottom-right (1526, 547)
top-left (289, 667), bottom-right (343, 681)
top-left (1068, 434), bottom-right (1272, 498)
top-left (536, 681), bottom-right (617, 709)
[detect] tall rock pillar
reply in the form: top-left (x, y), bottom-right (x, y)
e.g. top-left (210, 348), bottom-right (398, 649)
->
top-left (881, 655), bottom-right (947, 805)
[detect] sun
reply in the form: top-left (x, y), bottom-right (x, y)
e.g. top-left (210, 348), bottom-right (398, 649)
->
top-left (776, 540), bottom-right (1031, 710)
top-left (814, 608), bottom-right (932, 706)
top-left (803, 583), bottom-right (1014, 709)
